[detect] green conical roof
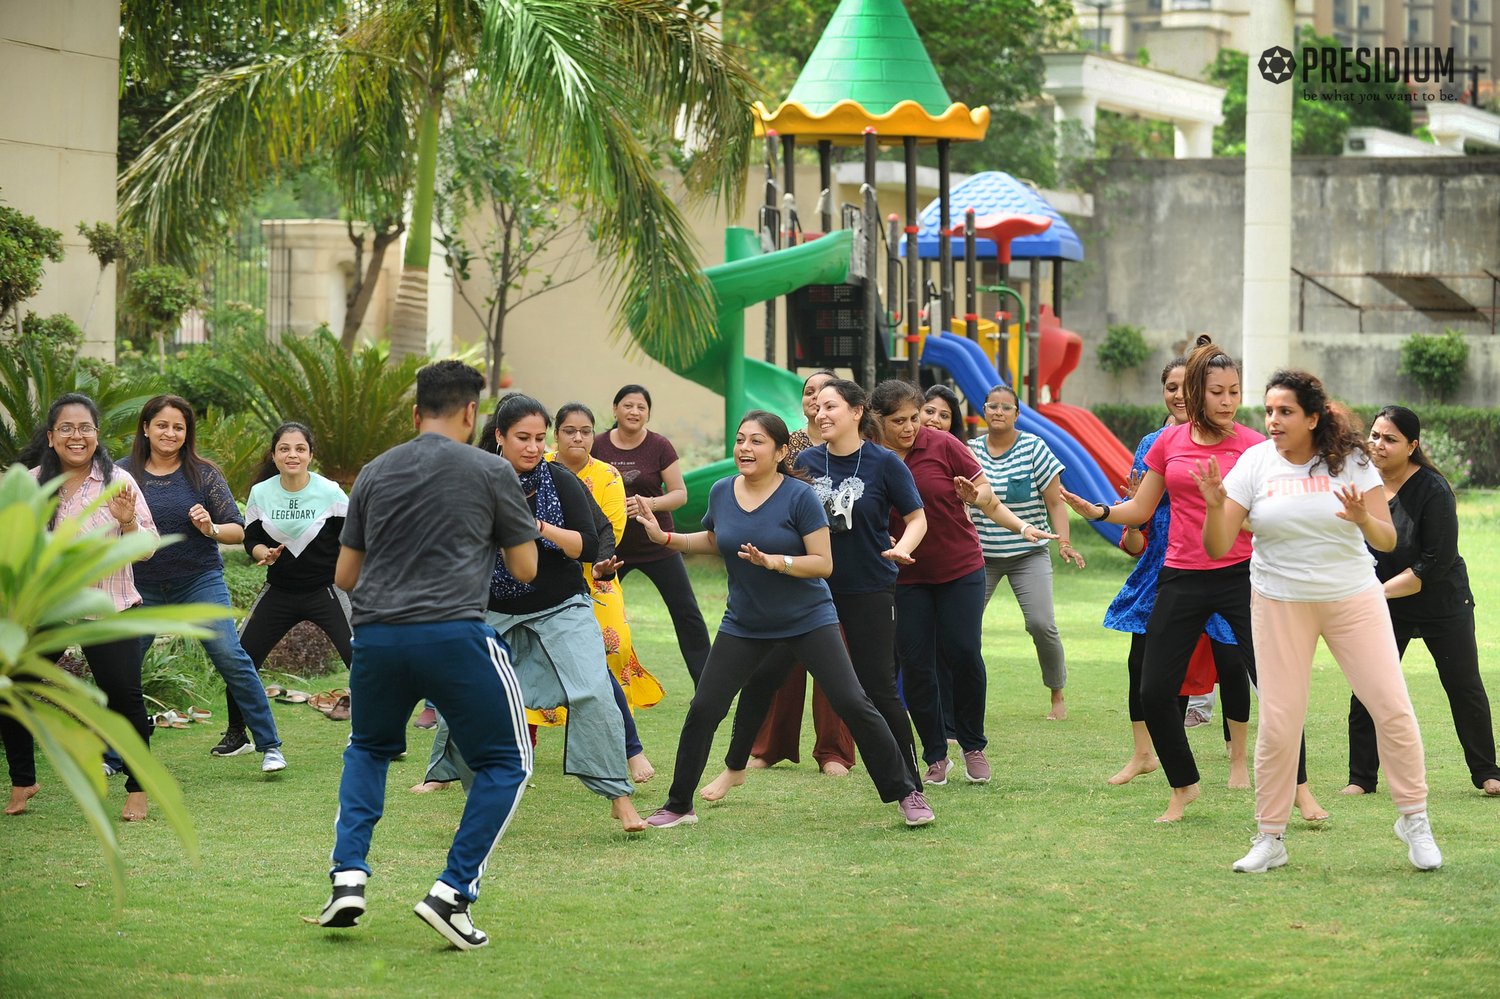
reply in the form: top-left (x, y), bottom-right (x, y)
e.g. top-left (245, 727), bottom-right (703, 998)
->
top-left (785, 0), bottom-right (952, 116)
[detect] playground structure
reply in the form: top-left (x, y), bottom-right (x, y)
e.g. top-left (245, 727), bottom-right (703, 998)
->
top-left (627, 0), bottom-right (1130, 539)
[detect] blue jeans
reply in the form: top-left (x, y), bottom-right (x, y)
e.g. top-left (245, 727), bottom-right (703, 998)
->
top-left (333, 620), bottom-right (531, 902)
top-left (136, 570), bottom-right (282, 752)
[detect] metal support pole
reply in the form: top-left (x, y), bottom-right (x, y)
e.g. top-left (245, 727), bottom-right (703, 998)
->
top-left (938, 140), bottom-right (953, 338)
top-left (782, 134), bottom-right (797, 371)
top-left (1051, 260), bottom-right (1063, 321)
top-left (818, 140), bottom-right (833, 234)
top-left (904, 136), bottom-right (919, 381)
top-left (763, 131), bottom-right (779, 363)
top-left (887, 214), bottom-right (901, 358)
top-left (1027, 258), bottom-right (1042, 408)
top-left (963, 209), bottom-right (978, 343)
top-left (862, 128), bottom-right (879, 390)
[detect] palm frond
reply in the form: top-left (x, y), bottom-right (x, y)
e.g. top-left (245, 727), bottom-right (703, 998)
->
top-left (475, 0), bottom-right (757, 368)
top-left (118, 43), bottom-right (415, 266)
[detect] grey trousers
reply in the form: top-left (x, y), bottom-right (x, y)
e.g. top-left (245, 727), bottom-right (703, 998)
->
top-left (424, 595), bottom-right (632, 799)
top-left (982, 550), bottom-right (1067, 691)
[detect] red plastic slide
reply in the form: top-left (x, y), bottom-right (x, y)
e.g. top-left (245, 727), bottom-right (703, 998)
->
top-left (1037, 402), bottom-right (1135, 494)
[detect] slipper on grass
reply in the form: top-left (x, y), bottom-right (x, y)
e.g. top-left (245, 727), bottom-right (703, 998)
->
top-left (184, 707), bottom-right (212, 722)
top-left (264, 685), bottom-right (287, 699)
top-left (326, 694), bottom-right (351, 722)
top-left (309, 689), bottom-right (350, 715)
top-left (152, 711), bottom-right (191, 729)
top-left (276, 689), bottom-right (311, 704)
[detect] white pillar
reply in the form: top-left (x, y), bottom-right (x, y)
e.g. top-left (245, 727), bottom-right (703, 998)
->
top-left (1241, 1), bottom-right (1296, 394)
top-left (1173, 119), bottom-right (1214, 158)
top-left (1054, 94), bottom-right (1098, 140)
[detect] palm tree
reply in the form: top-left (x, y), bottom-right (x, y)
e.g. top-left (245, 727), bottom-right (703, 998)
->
top-left (119, 0), bottom-right (756, 367)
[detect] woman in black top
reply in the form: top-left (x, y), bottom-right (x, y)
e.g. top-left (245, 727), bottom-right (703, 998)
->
top-left (424, 395), bottom-right (643, 830)
top-left (1344, 405), bottom-right (1500, 796)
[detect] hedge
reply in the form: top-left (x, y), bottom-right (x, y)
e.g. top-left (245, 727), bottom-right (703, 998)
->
top-left (1089, 404), bottom-right (1500, 487)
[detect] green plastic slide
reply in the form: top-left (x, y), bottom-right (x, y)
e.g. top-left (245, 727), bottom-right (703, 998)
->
top-left (651, 227), bottom-right (852, 531)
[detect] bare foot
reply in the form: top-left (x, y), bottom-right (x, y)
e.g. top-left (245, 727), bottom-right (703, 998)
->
top-left (745, 756), bottom-right (770, 769)
top-left (5, 784), bottom-right (39, 815)
top-left (121, 791), bottom-right (149, 822)
top-left (1227, 762), bottom-right (1250, 790)
top-left (820, 761), bottom-right (850, 777)
top-left (409, 780), bottom-right (452, 794)
top-left (1107, 755), bottom-right (1158, 785)
top-left (700, 768), bottom-right (746, 802)
top-left (1339, 783), bottom-right (1369, 796)
top-left (1046, 691), bottom-right (1068, 721)
top-left (1296, 783), bottom-right (1329, 821)
top-left (1484, 778), bottom-right (1500, 796)
top-left (1155, 783), bottom-right (1201, 823)
top-left (628, 753), bottom-right (656, 784)
top-left (611, 796), bottom-right (647, 832)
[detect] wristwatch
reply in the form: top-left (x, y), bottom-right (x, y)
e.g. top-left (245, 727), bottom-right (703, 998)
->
top-left (781, 555), bottom-right (794, 573)
top-left (210, 523), bottom-right (220, 538)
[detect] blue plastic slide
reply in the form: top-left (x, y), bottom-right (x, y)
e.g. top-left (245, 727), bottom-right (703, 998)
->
top-left (919, 332), bottom-right (1123, 545)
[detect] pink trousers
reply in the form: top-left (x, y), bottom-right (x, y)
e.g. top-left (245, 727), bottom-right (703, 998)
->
top-left (1251, 584), bottom-right (1427, 833)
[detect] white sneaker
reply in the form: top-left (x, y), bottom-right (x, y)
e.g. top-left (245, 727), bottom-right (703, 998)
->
top-left (1232, 832), bottom-right (1288, 873)
top-left (261, 748), bottom-right (287, 773)
top-left (1394, 812), bottom-right (1442, 870)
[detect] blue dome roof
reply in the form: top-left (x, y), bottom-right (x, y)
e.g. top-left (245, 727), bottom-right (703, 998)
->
top-left (904, 171), bottom-right (1084, 262)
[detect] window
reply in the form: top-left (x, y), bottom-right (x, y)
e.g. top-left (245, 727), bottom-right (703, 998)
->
top-left (1083, 27), bottom-right (1112, 51)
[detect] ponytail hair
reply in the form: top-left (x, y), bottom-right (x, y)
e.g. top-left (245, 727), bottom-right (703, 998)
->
top-left (1264, 369), bottom-right (1366, 477)
top-left (1182, 334), bottom-right (1240, 442)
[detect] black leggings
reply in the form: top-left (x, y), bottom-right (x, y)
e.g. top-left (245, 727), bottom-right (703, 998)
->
top-left (619, 554), bottom-right (710, 686)
top-left (1348, 607), bottom-right (1500, 791)
top-left (663, 625), bottom-right (917, 813)
top-left (725, 589), bottom-right (922, 789)
top-left (2, 637), bottom-right (151, 793)
top-left (1127, 633), bottom-right (1250, 729)
top-left (227, 584), bottom-right (353, 729)
top-left (1144, 565), bottom-right (1307, 789)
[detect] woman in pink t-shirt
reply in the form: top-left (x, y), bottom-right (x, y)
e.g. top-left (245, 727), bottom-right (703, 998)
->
top-left (1060, 337), bottom-right (1325, 825)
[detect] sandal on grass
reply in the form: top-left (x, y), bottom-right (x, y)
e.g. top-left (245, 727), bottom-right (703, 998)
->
top-left (327, 694), bottom-right (351, 722)
top-left (277, 689), bottom-right (311, 704)
top-left (263, 685), bottom-right (287, 699)
top-left (184, 707), bottom-right (212, 722)
top-left (309, 689), bottom-right (350, 715)
top-left (152, 711), bottom-right (192, 729)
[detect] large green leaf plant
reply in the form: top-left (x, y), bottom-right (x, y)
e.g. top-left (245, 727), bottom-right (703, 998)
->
top-left (0, 467), bottom-right (229, 905)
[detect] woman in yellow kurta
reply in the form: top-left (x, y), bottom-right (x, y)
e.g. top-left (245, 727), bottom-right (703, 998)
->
top-left (538, 403), bottom-right (664, 744)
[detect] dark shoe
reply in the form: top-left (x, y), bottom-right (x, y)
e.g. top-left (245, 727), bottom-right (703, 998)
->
top-left (414, 881), bottom-right (488, 950)
top-left (316, 870), bottom-right (367, 927)
top-left (413, 707), bottom-right (438, 730)
top-left (210, 729), bottom-right (254, 757)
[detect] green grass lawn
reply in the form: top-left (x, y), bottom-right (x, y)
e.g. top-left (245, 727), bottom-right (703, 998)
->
top-left (4, 493), bottom-right (1500, 997)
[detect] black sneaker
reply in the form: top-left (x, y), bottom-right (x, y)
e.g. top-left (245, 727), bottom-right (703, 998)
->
top-left (210, 729), bottom-right (254, 757)
top-left (414, 881), bottom-right (488, 950)
top-left (315, 870), bottom-right (367, 927)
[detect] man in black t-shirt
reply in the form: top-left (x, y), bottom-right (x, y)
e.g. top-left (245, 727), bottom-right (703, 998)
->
top-left (313, 361), bottom-right (539, 951)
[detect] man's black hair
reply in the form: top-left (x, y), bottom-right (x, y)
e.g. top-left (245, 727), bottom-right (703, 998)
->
top-left (416, 360), bottom-right (485, 418)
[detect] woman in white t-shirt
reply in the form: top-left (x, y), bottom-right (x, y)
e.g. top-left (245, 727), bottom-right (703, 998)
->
top-left (1195, 369), bottom-right (1440, 874)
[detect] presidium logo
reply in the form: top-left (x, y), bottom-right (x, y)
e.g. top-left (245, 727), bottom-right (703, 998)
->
top-left (1258, 44), bottom-right (1456, 86)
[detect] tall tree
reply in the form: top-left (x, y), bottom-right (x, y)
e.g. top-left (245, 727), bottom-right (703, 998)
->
top-left (119, 0), bottom-right (756, 365)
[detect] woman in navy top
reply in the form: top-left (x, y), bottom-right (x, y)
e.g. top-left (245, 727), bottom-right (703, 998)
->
top-left (637, 411), bottom-right (928, 829)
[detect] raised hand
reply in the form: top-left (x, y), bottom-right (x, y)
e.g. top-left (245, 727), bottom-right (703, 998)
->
top-left (880, 546), bottom-right (915, 566)
top-left (108, 482), bottom-right (138, 527)
top-left (188, 503), bottom-right (214, 536)
top-left (632, 503), bottom-right (666, 544)
top-left (1121, 469), bottom-right (1145, 501)
top-left (592, 556), bottom-right (624, 580)
top-left (1189, 457), bottom-right (1226, 509)
top-left (954, 474), bottom-right (981, 505)
top-left (1334, 483), bottom-right (1369, 524)
top-left (737, 542), bottom-right (775, 570)
top-left (256, 544), bottom-right (285, 567)
top-left (1058, 542), bottom-right (1087, 569)
top-left (1058, 487), bottom-right (1105, 520)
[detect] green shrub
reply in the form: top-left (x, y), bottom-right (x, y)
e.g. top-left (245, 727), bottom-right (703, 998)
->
top-left (1096, 324), bottom-right (1151, 378)
top-left (1419, 429), bottom-right (1473, 491)
top-left (164, 345), bottom-right (246, 416)
top-left (17, 312), bottom-right (84, 353)
top-left (125, 264), bottom-right (200, 365)
top-left (1399, 329), bottom-right (1469, 402)
top-left (138, 636), bottom-right (222, 712)
top-left (1090, 404), bottom-right (1165, 450)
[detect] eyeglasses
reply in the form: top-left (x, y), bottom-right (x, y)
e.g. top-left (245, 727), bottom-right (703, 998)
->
top-left (985, 404), bottom-right (1017, 413)
top-left (557, 427), bottom-right (594, 437)
top-left (53, 423), bottom-right (99, 437)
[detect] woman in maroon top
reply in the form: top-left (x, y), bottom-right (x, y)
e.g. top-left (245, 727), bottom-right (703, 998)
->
top-left (590, 384), bottom-right (710, 685)
top-left (870, 380), bottom-right (1054, 785)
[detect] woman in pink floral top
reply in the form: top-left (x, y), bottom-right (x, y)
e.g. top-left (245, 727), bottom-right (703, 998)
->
top-left (2, 394), bottom-right (158, 821)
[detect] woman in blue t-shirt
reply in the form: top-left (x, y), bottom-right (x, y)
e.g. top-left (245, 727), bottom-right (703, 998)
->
top-left (636, 411), bottom-right (928, 829)
top-left (120, 395), bottom-right (286, 772)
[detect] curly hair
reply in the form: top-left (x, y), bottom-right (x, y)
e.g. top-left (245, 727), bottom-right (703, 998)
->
top-left (1264, 369), bottom-right (1367, 477)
